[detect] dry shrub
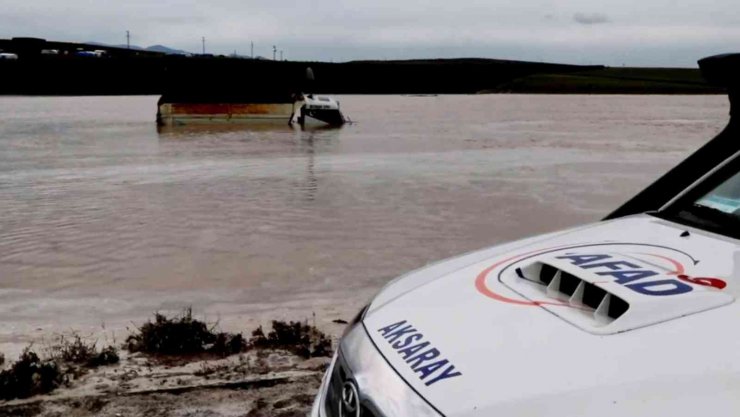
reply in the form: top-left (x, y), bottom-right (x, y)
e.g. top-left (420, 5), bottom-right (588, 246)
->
top-left (88, 346), bottom-right (120, 368)
top-left (125, 308), bottom-right (246, 356)
top-left (124, 310), bottom-right (332, 360)
top-left (0, 335), bottom-right (120, 401)
top-left (48, 335), bottom-right (119, 368)
top-left (0, 349), bottom-right (63, 400)
top-left (250, 321), bottom-right (333, 359)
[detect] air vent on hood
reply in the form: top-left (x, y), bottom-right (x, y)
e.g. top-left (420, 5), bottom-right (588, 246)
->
top-left (499, 253), bottom-right (734, 335)
top-left (516, 262), bottom-right (629, 325)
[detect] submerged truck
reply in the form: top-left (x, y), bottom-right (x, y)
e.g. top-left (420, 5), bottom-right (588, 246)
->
top-left (156, 65), bottom-right (347, 127)
top-left (311, 53), bottom-right (740, 417)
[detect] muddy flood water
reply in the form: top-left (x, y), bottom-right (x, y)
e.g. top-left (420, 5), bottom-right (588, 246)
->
top-left (0, 94), bottom-right (730, 356)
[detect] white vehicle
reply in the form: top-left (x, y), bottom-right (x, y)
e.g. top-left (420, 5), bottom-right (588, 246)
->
top-left (0, 53), bottom-right (18, 60)
top-left (291, 94), bottom-right (347, 126)
top-left (311, 53), bottom-right (740, 417)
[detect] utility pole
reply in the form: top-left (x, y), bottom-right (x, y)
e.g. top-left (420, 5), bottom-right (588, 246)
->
top-left (280, 50), bottom-right (283, 61)
top-left (126, 30), bottom-right (130, 49)
top-left (202, 37), bottom-right (206, 55)
top-left (272, 45), bottom-right (276, 61)
top-left (250, 41), bottom-right (254, 59)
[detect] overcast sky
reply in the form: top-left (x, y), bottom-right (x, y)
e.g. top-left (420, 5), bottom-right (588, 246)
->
top-left (1, 0), bottom-right (738, 66)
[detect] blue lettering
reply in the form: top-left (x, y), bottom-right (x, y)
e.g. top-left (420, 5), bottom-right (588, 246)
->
top-left (414, 359), bottom-right (449, 380)
top-left (626, 279), bottom-right (693, 296)
top-left (580, 260), bottom-right (641, 271)
top-left (378, 321), bottom-right (406, 337)
top-left (380, 320), bottom-right (462, 386)
top-left (555, 252), bottom-right (697, 297)
top-left (425, 365), bottom-right (463, 386)
top-left (391, 333), bottom-right (423, 350)
top-left (556, 254), bottom-right (611, 266)
top-left (406, 348), bottom-right (440, 369)
top-left (385, 325), bottom-right (417, 343)
top-left (597, 269), bottom-right (659, 284)
top-left (398, 341), bottom-right (430, 360)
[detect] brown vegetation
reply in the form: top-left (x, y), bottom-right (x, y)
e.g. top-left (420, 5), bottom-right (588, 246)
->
top-left (49, 335), bottom-right (120, 368)
top-left (126, 309), bottom-right (333, 360)
top-left (0, 349), bottom-right (63, 400)
top-left (125, 308), bottom-right (246, 357)
top-left (251, 321), bottom-right (332, 359)
top-left (0, 309), bottom-right (333, 403)
top-left (0, 336), bottom-right (120, 401)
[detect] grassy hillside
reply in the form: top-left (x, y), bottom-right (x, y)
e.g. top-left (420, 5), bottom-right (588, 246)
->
top-left (486, 67), bottom-right (723, 94)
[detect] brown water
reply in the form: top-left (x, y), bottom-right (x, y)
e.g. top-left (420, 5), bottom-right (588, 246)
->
top-left (0, 94), bottom-right (729, 352)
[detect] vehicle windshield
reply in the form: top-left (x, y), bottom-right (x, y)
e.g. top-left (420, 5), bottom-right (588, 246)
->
top-left (696, 173), bottom-right (740, 215)
top-left (658, 156), bottom-right (740, 239)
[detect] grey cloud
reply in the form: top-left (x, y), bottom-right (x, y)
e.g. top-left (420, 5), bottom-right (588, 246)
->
top-left (1, 0), bottom-right (739, 66)
top-left (153, 16), bottom-right (209, 25)
top-left (573, 13), bottom-right (610, 25)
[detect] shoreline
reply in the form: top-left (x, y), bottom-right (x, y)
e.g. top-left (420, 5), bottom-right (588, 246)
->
top-left (0, 286), bottom-right (378, 362)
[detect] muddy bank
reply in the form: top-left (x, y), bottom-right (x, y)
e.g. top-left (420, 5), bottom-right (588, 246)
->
top-left (0, 312), bottom-right (337, 417)
top-left (1, 357), bottom-right (323, 417)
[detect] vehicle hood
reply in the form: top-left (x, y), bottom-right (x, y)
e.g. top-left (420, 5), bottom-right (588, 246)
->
top-left (362, 215), bottom-right (740, 416)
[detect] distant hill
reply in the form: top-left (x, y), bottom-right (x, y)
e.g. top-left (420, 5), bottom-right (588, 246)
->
top-left (85, 41), bottom-right (192, 55)
top-left (144, 44), bottom-right (192, 55)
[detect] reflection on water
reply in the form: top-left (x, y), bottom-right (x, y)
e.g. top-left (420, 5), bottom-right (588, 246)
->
top-left (156, 123), bottom-right (334, 203)
top-left (156, 121), bottom-right (346, 137)
top-left (0, 94), bottom-right (729, 311)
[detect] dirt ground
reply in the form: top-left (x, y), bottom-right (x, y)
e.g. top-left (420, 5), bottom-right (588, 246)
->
top-left (0, 349), bottom-right (329, 417)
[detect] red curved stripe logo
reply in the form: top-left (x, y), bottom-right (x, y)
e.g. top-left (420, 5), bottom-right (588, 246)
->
top-left (474, 246), bottom-right (572, 307)
top-left (677, 275), bottom-right (727, 290)
top-left (475, 244), bottom-right (727, 307)
top-left (643, 253), bottom-right (727, 290)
